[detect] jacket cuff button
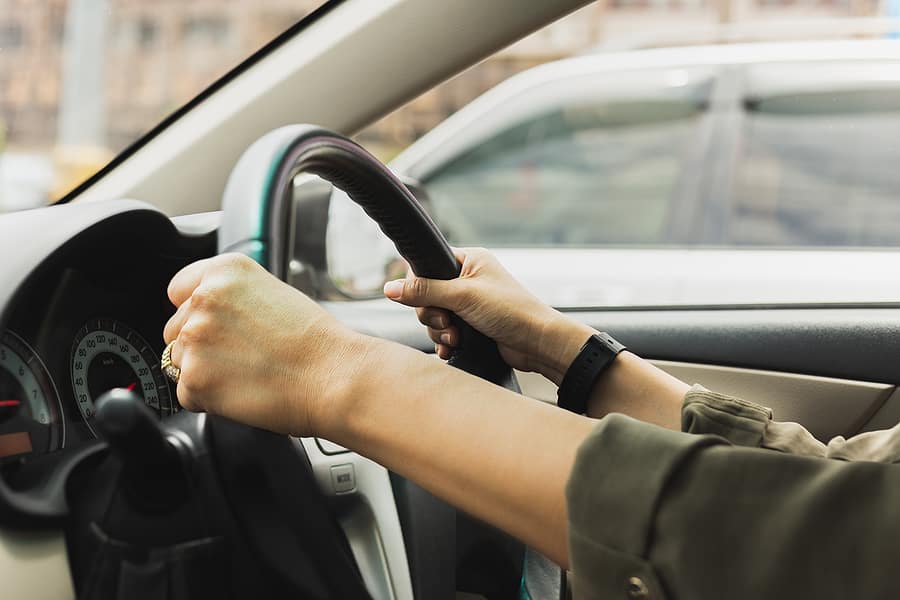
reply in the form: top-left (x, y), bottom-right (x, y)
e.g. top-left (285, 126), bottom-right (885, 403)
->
top-left (626, 576), bottom-right (650, 598)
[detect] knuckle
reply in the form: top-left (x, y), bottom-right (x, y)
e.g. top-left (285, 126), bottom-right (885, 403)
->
top-left (465, 247), bottom-right (488, 261)
top-left (454, 281), bottom-right (476, 307)
top-left (163, 316), bottom-right (176, 338)
top-left (408, 277), bottom-right (429, 299)
top-left (163, 325), bottom-right (177, 345)
top-left (177, 317), bottom-right (211, 346)
top-left (176, 387), bottom-right (197, 412)
top-left (189, 285), bottom-right (221, 312)
top-left (424, 309), bottom-right (448, 329)
top-left (222, 252), bottom-right (257, 272)
top-left (470, 247), bottom-right (496, 267)
top-left (178, 364), bottom-right (210, 397)
top-left (166, 280), bottom-right (179, 305)
top-left (176, 359), bottom-right (206, 411)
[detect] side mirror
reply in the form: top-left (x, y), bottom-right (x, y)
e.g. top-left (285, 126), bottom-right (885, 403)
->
top-left (287, 174), bottom-right (433, 300)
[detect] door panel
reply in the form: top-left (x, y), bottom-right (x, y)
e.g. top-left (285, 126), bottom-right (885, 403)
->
top-left (516, 364), bottom-right (893, 442)
top-left (325, 300), bottom-right (900, 596)
top-left (859, 388), bottom-right (900, 433)
top-left (576, 307), bottom-right (900, 385)
top-left (327, 302), bottom-right (900, 439)
top-left (652, 361), bottom-right (892, 441)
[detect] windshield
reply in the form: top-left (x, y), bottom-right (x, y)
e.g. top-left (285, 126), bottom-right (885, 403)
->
top-left (0, 0), bottom-right (329, 212)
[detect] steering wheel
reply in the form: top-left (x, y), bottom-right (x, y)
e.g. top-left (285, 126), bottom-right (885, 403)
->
top-left (219, 125), bottom-right (545, 599)
top-left (218, 124), bottom-right (519, 389)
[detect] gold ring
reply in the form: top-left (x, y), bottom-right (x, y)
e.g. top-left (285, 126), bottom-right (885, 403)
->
top-left (161, 340), bottom-right (181, 384)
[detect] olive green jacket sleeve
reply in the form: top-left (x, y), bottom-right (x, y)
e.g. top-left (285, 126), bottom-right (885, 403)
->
top-left (566, 386), bottom-right (900, 600)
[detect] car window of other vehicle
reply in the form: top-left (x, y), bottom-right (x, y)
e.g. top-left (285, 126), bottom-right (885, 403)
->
top-left (425, 100), bottom-right (702, 247)
top-left (724, 62), bottom-right (900, 247)
top-left (420, 69), bottom-right (712, 247)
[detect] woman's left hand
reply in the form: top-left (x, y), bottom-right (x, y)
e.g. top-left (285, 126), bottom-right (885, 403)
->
top-left (163, 253), bottom-right (362, 436)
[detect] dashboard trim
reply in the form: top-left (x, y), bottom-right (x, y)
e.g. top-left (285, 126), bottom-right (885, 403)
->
top-left (0, 199), bottom-right (211, 527)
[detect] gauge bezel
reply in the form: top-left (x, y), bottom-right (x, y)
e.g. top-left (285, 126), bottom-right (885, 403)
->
top-left (0, 329), bottom-right (65, 457)
top-left (70, 318), bottom-right (174, 436)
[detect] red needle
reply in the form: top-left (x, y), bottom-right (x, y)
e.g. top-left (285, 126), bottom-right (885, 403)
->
top-left (0, 400), bottom-right (20, 408)
top-left (125, 383), bottom-right (136, 392)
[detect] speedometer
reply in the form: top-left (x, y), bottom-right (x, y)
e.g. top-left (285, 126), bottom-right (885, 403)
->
top-left (0, 331), bottom-right (64, 462)
top-left (71, 318), bottom-right (176, 435)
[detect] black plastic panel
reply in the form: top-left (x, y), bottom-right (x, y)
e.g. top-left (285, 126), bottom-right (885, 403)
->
top-left (325, 302), bottom-right (900, 386)
top-left (587, 307), bottom-right (900, 386)
top-left (0, 200), bottom-right (215, 526)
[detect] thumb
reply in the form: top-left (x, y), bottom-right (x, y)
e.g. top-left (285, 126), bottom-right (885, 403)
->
top-left (383, 276), bottom-right (461, 310)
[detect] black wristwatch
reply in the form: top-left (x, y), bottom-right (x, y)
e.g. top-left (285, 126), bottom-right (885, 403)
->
top-left (556, 332), bottom-right (626, 414)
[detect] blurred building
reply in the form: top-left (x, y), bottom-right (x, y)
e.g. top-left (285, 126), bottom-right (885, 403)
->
top-left (0, 0), bottom-right (318, 155)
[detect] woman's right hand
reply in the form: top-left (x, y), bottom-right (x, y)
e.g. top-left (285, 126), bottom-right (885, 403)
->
top-left (383, 248), bottom-right (594, 384)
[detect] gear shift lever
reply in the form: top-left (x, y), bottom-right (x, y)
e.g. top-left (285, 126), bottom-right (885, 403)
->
top-left (94, 388), bottom-right (185, 511)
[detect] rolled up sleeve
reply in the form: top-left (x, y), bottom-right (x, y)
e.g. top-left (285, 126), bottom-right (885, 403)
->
top-left (681, 385), bottom-right (771, 447)
top-left (683, 384), bottom-right (900, 462)
top-left (567, 402), bottom-right (900, 599)
top-left (566, 414), bottom-right (726, 599)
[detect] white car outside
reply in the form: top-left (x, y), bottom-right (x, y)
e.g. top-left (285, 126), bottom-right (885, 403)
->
top-left (329, 40), bottom-right (900, 308)
top-left (390, 40), bottom-right (900, 307)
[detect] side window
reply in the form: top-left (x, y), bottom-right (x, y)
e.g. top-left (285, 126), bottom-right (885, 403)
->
top-left (422, 96), bottom-right (705, 247)
top-left (727, 84), bottom-right (900, 247)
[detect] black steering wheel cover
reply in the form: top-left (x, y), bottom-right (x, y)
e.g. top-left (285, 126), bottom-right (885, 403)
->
top-left (244, 126), bottom-right (518, 388)
top-left (264, 132), bottom-right (458, 283)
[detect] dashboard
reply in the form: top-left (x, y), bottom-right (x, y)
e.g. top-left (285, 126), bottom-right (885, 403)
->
top-left (0, 200), bottom-right (448, 600)
top-left (0, 202), bottom-right (215, 486)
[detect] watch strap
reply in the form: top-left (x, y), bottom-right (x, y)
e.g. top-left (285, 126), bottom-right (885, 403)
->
top-left (556, 332), bottom-right (625, 414)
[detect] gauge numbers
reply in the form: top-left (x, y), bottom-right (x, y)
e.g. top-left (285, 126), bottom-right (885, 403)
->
top-left (71, 318), bottom-right (175, 434)
top-left (0, 330), bottom-right (64, 461)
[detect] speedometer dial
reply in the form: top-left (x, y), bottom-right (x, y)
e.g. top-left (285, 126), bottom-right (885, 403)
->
top-left (71, 318), bottom-right (176, 435)
top-left (0, 331), bottom-right (64, 462)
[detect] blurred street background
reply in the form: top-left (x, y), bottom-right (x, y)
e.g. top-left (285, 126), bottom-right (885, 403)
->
top-left (0, 0), bottom-right (893, 210)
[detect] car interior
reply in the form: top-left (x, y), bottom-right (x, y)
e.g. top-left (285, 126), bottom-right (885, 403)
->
top-left (3, 1), bottom-right (900, 599)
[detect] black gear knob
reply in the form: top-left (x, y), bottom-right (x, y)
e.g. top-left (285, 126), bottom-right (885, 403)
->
top-left (95, 388), bottom-right (174, 467)
top-left (94, 388), bottom-right (184, 511)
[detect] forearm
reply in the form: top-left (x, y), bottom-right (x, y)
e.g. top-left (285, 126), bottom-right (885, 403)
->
top-left (536, 314), bottom-right (688, 430)
top-left (317, 334), bottom-right (596, 568)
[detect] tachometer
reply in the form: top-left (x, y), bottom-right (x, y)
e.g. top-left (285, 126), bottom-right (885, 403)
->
top-left (71, 318), bottom-right (176, 435)
top-left (0, 331), bottom-right (64, 462)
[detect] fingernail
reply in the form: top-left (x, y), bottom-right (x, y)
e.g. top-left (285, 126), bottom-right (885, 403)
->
top-left (440, 332), bottom-right (451, 345)
top-left (383, 280), bottom-right (403, 299)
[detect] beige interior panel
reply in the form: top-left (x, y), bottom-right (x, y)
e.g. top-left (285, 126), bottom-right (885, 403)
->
top-left (515, 370), bottom-right (560, 405)
top-left (858, 387), bottom-right (900, 433)
top-left (517, 362), bottom-right (894, 442)
top-left (656, 361), bottom-right (893, 441)
top-left (0, 528), bottom-right (74, 600)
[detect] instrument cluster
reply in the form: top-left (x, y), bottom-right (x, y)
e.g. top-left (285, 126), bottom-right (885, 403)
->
top-left (0, 253), bottom-right (188, 470)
